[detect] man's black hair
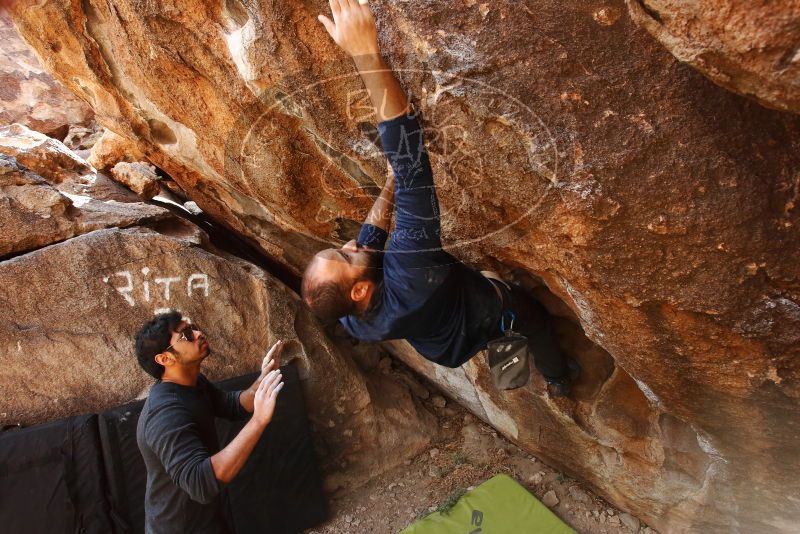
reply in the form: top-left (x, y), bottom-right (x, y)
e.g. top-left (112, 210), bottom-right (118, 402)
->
top-left (134, 311), bottom-right (183, 379)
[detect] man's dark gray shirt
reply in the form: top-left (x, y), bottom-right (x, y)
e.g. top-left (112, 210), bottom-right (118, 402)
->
top-left (136, 374), bottom-right (247, 534)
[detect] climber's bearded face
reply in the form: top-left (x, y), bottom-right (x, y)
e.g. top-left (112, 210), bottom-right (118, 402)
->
top-left (309, 240), bottom-right (382, 288)
top-left (301, 240), bottom-right (382, 320)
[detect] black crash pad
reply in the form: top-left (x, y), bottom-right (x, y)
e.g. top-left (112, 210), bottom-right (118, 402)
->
top-left (216, 365), bottom-right (328, 534)
top-left (97, 399), bottom-right (147, 534)
top-left (0, 364), bottom-right (325, 534)
top-left (0, 414), bottom-right (114, 534)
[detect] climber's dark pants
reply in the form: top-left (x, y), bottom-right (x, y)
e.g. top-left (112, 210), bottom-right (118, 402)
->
top-left (489, 283), bottom-right (568, 381)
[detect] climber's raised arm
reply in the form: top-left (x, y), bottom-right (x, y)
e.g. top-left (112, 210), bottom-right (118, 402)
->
top-left (318, 0), bottom-right (409, 121)
top-left (319, 0), bottom-right (441, 251)
top-left (308, 0), bottom-right (573, 396)
top-left (363, 170), bottom-right (394, 233)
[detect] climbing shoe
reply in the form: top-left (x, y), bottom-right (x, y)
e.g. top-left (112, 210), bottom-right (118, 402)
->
top-left (545, 358), bottom-right (581, 398)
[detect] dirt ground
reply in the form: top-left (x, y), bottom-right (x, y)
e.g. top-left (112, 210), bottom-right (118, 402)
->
top-left (307, 383), bottom-right (659, 534)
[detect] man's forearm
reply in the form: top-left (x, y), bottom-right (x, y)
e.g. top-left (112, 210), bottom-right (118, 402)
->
top-left (239, 372), bottom-right (266, 413)
top-left (210, 418), bottom-right (266, 483)
top-left (363, 173), bottom-right (394, 232)
top-left (239, 387), bottom-right (255, 413)
top-left (318, 2), bottom-right (408, 121)
top-left (353, 54), bottom-right (409, 122)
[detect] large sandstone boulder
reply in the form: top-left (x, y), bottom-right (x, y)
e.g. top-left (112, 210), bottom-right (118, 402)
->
top-left (7, 1), bottom-right (800, 531)
top-left (0, 130), bottom-right (436, 489)
top-left (0, 224), bottom-right (436, 486)
top-left (626, 0), bottom-right (800, 114)
top-left (0, 12), bottom-right (94, 138)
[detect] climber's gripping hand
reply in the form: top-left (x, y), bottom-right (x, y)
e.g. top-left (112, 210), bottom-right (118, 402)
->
top-left (318, 0), bottom-right (380, 58)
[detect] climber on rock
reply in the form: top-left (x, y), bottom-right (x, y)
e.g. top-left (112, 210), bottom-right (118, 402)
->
top-left (304, 0), bottom-right (578, 395)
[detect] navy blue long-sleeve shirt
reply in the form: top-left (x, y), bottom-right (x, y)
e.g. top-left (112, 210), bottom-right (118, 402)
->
top-left (136, 374), bottom-right (248, 534)
top-left (340, 111), bottom-right (501, 367)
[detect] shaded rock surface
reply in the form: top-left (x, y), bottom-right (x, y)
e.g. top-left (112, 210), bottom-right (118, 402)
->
top-left (6, 1), bottom-right (800, 531)
top-left (627, 0), bottom-right (800, 114)
top-left (0, 12), bottom-right (94, 138)
top-left (62, 121), bottom-right (104, 151)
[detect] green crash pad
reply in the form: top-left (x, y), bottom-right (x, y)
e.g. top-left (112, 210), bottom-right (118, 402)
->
top-left (400, 474), bottom-right (575, 534)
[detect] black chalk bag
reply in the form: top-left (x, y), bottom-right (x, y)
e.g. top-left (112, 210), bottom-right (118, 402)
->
top-left (487, 311), bottom-right (530, 390)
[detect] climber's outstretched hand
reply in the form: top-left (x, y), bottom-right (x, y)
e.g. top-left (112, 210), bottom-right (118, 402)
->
top-left (319, 0), bottom-right (408, 122)
top-left (318, 0), bottom-right (380, 58)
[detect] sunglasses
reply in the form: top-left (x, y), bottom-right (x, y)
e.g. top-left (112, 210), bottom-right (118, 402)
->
top-left (164, 323), bottom-right (199, 353)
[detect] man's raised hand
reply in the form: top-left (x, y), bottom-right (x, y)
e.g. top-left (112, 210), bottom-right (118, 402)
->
top-left (240, 340), bottom-right (284, 414)
top-left (261, 339), bottom-right (284, 375)
top-left (318, 0), bottom-right (380, 57)
top-left (253, 369), bottom-right (284, 426)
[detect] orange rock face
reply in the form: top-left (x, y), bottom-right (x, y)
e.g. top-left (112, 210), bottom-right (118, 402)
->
top-left (6, 0), bottom-right (800, 531)
top-left (627, 0), bottom-right (800, 114)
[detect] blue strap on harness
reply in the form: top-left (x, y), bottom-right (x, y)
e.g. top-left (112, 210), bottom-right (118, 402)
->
top-left (501, 310), bottom-right (516, 333)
